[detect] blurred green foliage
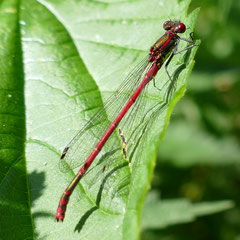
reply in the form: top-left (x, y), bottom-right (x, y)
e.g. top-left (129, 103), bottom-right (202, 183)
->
top-left (143, 0), bottom-right (240, 239)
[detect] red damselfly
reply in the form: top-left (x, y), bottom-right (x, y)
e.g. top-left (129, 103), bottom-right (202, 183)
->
top-left (55, 20), bottom-right (196, 221)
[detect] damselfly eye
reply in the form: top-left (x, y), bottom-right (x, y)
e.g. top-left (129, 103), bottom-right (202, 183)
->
top-left (177, 22), bottom-right (186, 33)
top-left (163, 21), bottom-right (172, 30)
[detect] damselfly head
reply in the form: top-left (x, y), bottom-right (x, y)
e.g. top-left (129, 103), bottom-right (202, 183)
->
top-left (163, 21), bottom-right (186, 34)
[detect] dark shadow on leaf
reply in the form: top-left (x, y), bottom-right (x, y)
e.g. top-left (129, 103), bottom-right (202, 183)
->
top-left (96, 162), bottom-right (128, 206)
top-left (74, 162), bottom-right (128, 233)
top-left (33, 211), bottom-right (52, 218)
top-left (0, 158), bottom-right (46, 239)
top-left (172, 47), bottom-right (193, 81)
top-left (29, 170), bottom-right (52, 220)
top-left (74, 206), bottom-right (98, 233)
top-left (29, 170), bottom-right (46, 205)
top-left (172, 63), bottom-right (186, 80)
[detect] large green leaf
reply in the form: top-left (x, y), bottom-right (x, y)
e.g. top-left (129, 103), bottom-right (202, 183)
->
top-left (0, 0), bottom-right (198, 239)
top-left (142, 191), bottom-right (234, 229)
top-left (158, 120), bottom-right (240, 167)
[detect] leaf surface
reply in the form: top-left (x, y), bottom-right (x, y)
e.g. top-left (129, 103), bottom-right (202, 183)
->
top-left (142, 191), bottom-right (234, 229)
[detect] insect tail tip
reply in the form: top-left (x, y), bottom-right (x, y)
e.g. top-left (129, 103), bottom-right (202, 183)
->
top-left (55, 217), bottom-right (64, 222)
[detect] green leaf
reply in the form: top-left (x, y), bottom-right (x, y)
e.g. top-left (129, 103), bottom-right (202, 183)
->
top-left (0, 0), bottom-right (199, 239)
top-left (187, 70), bottom-right (240, 93)
top-left (142, 191), bottom-right (234, 229)
top-left (0, 0), bottom-right (33, 239)
top-left (158, 120), bottom-right (240, 167)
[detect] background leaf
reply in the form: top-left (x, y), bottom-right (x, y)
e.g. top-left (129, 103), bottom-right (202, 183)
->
top-left (142, 191), bottom-right (234, 230)
top-left (158, 120), bottom-right (240, 166)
